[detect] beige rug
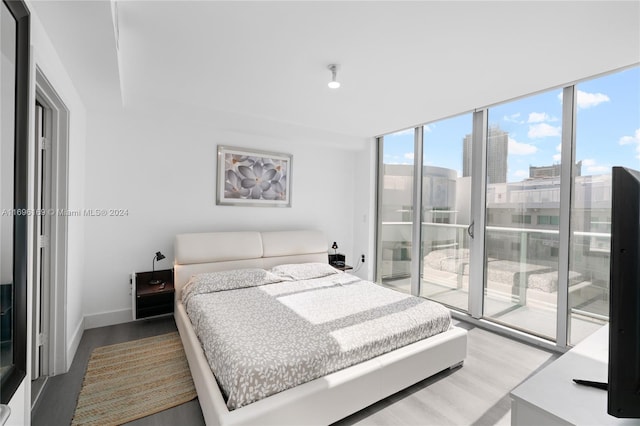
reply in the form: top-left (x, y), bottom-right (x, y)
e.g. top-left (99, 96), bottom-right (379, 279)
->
top-left (72, 332), bottom-right (197, 426)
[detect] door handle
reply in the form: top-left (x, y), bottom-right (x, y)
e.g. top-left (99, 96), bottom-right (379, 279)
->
top-left (467, 221), bottom-right (474, 239)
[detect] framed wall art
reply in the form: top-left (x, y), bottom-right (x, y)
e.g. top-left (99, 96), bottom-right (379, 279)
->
top-left (216, 145), bottom-right (292, 207)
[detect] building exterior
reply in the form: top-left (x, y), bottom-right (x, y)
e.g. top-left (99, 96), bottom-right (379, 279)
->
top-left (529, 161), bottom-right (582, 178)
top-left (463, 126), bottom-right (509, 184)
top-left (382, 159), bottom-right (612, 288)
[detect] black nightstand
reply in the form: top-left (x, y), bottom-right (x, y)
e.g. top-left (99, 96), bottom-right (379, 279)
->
top-left (331, 264), bottom-right (353, 271)
top-left (132, 269), bottom-right (174, 320)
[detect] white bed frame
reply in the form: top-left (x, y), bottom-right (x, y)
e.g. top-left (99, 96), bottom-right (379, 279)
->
top-left (174, 230), bottom-right (467, 426)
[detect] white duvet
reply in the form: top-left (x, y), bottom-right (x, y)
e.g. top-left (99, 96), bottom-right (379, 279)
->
top-left (183, 266), bottom-right (451, 410)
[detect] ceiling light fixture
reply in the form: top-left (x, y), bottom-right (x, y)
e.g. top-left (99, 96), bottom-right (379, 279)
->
top-left (328, 64), bottom-right (340, 89)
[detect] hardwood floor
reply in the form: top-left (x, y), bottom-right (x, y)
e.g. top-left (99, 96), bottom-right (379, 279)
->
top-left (31, 316), bottom-right (204, 426)
top-left (31, 317), bottom-right (556, 426)
top-left (335, 321), bottom-right (557, 426)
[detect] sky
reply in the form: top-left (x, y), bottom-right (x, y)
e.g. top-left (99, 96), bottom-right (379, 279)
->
top-left (383, 66), bottom-right (640, 183)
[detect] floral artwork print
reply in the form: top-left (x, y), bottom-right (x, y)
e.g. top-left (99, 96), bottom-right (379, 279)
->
top-left (217, 146), bottom-right (291, 206)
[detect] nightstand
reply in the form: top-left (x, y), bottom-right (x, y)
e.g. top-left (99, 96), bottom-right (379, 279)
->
top-left (332, 264), bottom-right (353, 271)
top-left (132, 269), bottom-right (174, 320)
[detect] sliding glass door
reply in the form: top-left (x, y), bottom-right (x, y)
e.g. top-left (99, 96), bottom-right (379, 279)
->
top-left (483, 91), bottom-right (563, 340)
top-left (419, 115), bottom-right (473, 312)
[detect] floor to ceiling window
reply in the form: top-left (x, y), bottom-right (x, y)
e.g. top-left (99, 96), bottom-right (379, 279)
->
top-left (568, 67), bottom-right (640, 345)
top-left (419, 115), bottom-right (473, 313)
top-left (483, 90), bottom-right (563, 340)
top-left (375, 65), bottom-right (639, 348)
top-left (377, 129), bottom-right (416, 293)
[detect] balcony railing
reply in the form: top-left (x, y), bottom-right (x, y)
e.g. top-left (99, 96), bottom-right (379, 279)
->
top-left (380, 221), bottom-right (610, 321)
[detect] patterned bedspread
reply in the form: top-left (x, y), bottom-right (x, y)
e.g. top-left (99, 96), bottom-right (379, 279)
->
top-left (183, 266), bottom-right (451, 410)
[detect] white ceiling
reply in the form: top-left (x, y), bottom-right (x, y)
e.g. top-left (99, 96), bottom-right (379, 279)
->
top-left (31, 1), bottom-right (640, 139)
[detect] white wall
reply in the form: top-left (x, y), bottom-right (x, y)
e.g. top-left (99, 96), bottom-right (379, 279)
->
top-left (30, 4), bottom-right (87, 371)
top-left (81, 106), bottom-right (368, 326)
top-left (351, 138), bottom-right (377, 280)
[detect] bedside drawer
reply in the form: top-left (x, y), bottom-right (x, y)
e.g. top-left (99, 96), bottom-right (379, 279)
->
top-left (136, 292), bottom-right (174, 319)
top-left (137, 303), bottom-right (173, 319)
top-left (137, 292), bottom-right (173, 309)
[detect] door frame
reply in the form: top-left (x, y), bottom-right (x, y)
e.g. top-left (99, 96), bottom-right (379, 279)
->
top-left (33, 67), bottom-right (69, 377)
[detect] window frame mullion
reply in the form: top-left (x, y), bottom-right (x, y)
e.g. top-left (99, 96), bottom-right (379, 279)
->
top-left (410, 127), bottom-right (424, 296)
top-left (556, 85), bottom-right (576, 348)
top-left (468, 110), bottom-right (488, 318)
top-left (375, 136), bottom-right (384, 283)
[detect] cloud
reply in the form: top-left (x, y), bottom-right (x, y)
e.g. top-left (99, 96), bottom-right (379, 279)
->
top-left (404, 152), bottom-right (414, 160)
top-left (577, 90), bottom-right (610, 109)
top-left (552, 143), bottom-right (562, 161)
top-left (513, 170), bottom-right (529, 179)
top-left (528, 112), bottom-right (548, 123)
top-left (528, 123), bottom-right (561, 138)
top-left (504, 113), bottom-right (523, 123)
top-left (619, 128), bottom-right (640, 159)
top-left (424, 125), bottom-right (433, 133)
top-left (560, 90), bottom-right (611, 109)
top-left (528, 112), bottom-right (558, 123)
top-left (508, 137), bottom-right (538, 155)
top-left (582, 158), bottom-right (610, 174)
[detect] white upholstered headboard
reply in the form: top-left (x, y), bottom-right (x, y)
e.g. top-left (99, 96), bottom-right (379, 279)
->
top-left (173, 230), bottom-right (329, 297)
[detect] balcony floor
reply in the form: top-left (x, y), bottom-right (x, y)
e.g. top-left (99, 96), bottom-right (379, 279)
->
top-left (382, 277), bottom-right (606, 345)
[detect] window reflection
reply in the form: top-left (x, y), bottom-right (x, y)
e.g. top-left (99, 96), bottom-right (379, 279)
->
top-left (419, 115), bottom-right (473, 313)
top-left (378, 130), bottom-right (415, 293)
top-left (483, 91), bottom-right (562, 340)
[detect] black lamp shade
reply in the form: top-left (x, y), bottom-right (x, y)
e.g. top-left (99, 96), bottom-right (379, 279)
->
top-left (150, 251), bottom-right (166, 285)
top-left (331, 242), bottom-right (338, 250)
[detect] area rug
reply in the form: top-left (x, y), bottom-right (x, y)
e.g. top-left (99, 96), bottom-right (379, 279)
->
top-left (71, 332), bottom-right (197, 426)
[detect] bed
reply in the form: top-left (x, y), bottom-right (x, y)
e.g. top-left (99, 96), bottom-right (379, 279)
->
top-left (174, 230), bottom-right (467, 426)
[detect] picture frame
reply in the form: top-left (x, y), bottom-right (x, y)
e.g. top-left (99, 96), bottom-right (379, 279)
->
top-left (216, 145), bottom-right (292, 207)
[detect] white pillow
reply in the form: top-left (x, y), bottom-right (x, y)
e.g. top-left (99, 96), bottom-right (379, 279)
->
top-left (182, 268), bottom-right (285, 307)
top-left (270, 262), bottom-right (339, 280)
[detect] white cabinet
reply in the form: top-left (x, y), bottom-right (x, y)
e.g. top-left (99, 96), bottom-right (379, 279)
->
top-left (510, 326), bottom-right (639, 425)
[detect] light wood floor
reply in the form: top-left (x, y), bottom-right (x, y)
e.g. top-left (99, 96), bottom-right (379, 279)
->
top-left (31, 317), bottom-right (557, 426)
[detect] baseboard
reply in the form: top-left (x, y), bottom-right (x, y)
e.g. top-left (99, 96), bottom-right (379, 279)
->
top-left (66, 317), bottom-right (85, 371)
top-left (84, 308), bottom-right (133, 330)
